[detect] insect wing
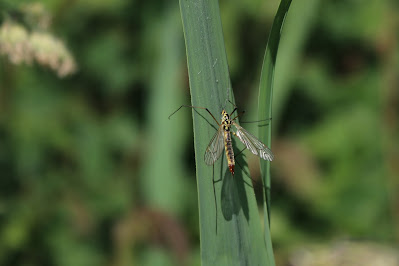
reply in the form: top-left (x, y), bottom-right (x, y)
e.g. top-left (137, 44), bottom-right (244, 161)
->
top-left (204, 126), bottom-right (224, 165)
top-left (233, 122), bottom-right (274, 161)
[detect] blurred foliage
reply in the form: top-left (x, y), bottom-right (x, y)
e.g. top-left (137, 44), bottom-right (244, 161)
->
top-left (0, 0), bottom-right (398, 266)
top-left (0, 3), bottom-right (76, 77)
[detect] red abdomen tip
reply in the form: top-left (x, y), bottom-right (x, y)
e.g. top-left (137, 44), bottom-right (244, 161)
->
top-left (229, 165), bottom-right (235, 176)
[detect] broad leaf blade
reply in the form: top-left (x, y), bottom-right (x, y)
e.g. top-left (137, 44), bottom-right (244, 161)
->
top-left (179, 0), bottom-right (268, 265)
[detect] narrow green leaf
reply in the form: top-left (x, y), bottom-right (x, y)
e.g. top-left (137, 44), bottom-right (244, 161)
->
top-left (258, 0), bottom-right (292, 261)
top-left (179, 0), bottom-right (268, 265)
top-left (273, 0), bottom-right (320, 125)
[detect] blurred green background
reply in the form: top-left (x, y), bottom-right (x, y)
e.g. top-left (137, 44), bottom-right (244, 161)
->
top-left (0, 0), bottom-right (398, 265)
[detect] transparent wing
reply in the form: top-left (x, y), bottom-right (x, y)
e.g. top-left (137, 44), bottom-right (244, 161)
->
top-left (232, 122), bottom-right (274, 161)
top-left (204, 126), bottom-right (225, 165)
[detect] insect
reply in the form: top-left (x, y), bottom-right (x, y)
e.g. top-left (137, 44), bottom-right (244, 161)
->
top-left (169, 105), bottom-right (274, 175)
top-left (169, 104), bottom-right (274, 233)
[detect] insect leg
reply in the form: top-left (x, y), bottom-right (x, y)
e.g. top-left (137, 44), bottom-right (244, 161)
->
top-left (231, 110), bottom-right (246, 121)
top-left (225, 99), bottom-right (272, 124)
top-left (168, 105), bottom-right (220, 125)
top-left (240, 117), bottom-right (272, 124)
top-left (212, 164), bottom-right (218, 234)
top-left (234, 145), bottom-right (246, 157)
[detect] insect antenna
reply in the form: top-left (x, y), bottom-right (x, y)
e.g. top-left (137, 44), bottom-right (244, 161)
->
top-left (226, 100), bottom-right (259, 123)
top-left (227, 99), bottom-right (238, 109)
top-left (223, 87), bottom-right (234, 110)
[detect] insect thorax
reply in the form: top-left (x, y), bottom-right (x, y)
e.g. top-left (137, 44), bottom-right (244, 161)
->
top-left (221, 110), bottom-right (232, 131)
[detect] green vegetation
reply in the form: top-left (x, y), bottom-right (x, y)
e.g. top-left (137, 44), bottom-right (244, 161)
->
top-left (178, 0), bottom-right (291, 264)
top-left (0, 0), bottom-right (397, 266)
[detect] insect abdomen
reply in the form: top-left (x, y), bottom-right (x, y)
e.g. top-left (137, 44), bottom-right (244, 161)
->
top-left (224, 130), bottom-right (235, 175)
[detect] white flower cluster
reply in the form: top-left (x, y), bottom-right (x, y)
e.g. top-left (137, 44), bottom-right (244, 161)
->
top-left (0, 20), bottom-right (77, 77)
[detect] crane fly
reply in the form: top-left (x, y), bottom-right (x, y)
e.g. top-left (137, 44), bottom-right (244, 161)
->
top-left (169, 104), bottom-right (274, 233)
top-left (169, 105), bottom-right (274, 175)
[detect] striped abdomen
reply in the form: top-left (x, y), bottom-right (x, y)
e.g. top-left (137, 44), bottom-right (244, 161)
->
top-left (224, 130), bottom-right (235, 175)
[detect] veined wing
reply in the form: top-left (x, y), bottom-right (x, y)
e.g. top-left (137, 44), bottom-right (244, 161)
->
top-left (204, 126), bottom-right (224, 165)
top-left (232, 122), bottom-right (274, 161)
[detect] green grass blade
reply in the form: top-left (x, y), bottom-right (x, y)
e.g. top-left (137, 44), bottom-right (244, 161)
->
top-left (179, 0), bottom-right (268, 265)
top-left (273, 0), bottom-right (320, 125)
top-left (258, 0), bottom-right (292, 261)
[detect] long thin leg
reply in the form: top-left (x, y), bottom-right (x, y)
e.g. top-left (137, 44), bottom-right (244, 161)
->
top-left (240, 117), bottom-right (272, 124)
top-left (212, 164), bottom-right (218, 234)
top-left (231, 110), bottom-right (245, 121)
top-left (231, 110), bottom-right (272, 124)
top-left (168, 105), bottom-right (220, 125)
top-left (234, 146), bottom-right (246, 158)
